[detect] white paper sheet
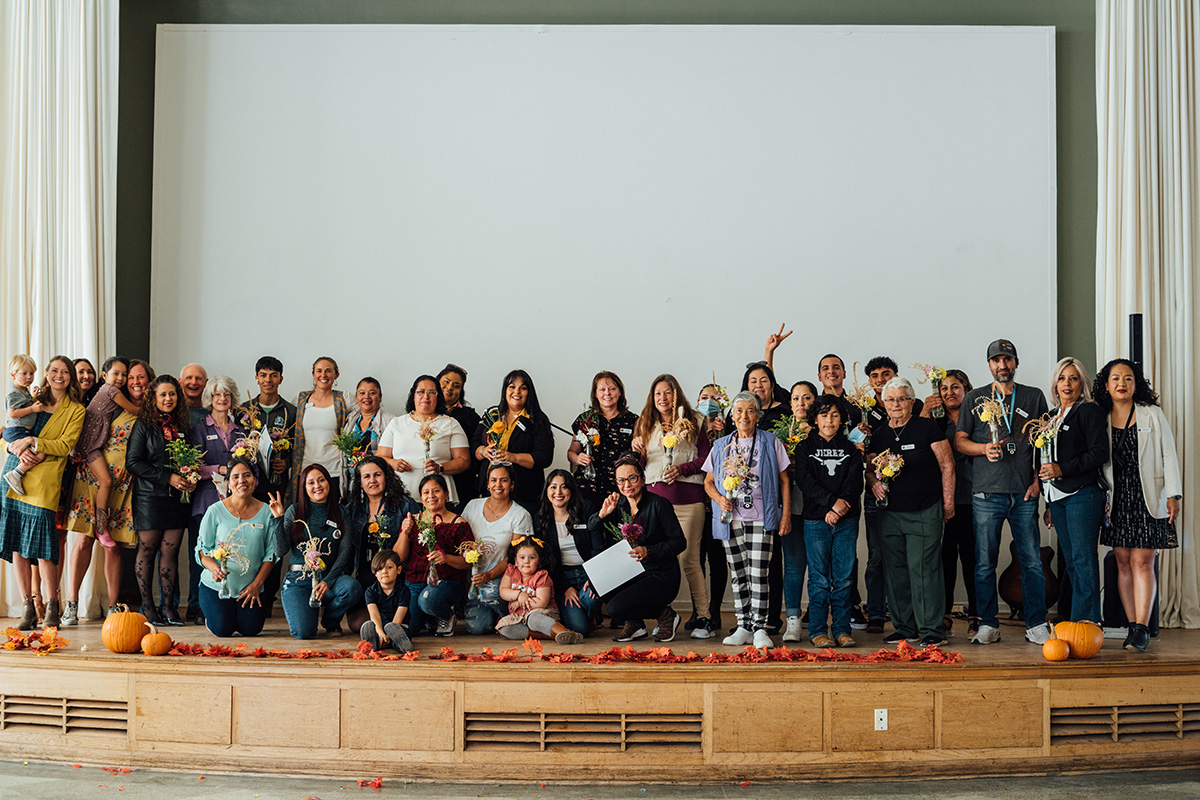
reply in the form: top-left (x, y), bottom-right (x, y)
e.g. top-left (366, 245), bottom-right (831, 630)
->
top-left (582, 540), bottom-right (645, 597)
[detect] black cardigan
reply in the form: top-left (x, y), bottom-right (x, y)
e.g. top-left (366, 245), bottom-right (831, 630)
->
top-left (470, 409), bottom-right (555, 507)
top-left (587, 491), bottom-right (685, 585)
top-left (1035, 401), bottom-right (1110, 495)
top-left (126, 419), bottom-right (179, 500)
top-left (535, 500), bottom-right (603, 591)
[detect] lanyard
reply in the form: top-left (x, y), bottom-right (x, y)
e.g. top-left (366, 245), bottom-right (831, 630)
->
top-left (993, 386), bottom-right (1016, 434)
top-left (738, 433), bottom-right (758, 508)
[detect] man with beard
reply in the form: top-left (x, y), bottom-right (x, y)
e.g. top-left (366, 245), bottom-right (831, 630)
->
top-left (954, 340), bottom-right (1051, 646)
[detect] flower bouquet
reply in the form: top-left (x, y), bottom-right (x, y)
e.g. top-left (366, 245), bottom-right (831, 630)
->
top-left (457, 538), bottom-right (496, 599)
top-left (367, 512), bottom-right (390, 552)
top-left (481, 407), bottom-right (507, 463)
top-left (416, 514), bottom-right (442, 586)
top-left (605, 509), bottom-right (643, 546)
top-left (205, 523), bottom-right (252, 599)
top-left (972, 396), bottom-right (1008, 456)
top-left (661, 407), bottom-right (696, 484)
top-left (294, 523), bottom-right (332, 608)
top-left (332, 429), bottom-right (369, 473)
top-left (718, 440), bottom-right (753, 524)
top-left (771, 414), bottom-right (811, 457)
top-left (164, 437), bottom-right (204, 503)
top-left (871, 449), bottom-right (905, 508)
top-left (1024, 413), bottom-right (1061, 483)
top-left (574, 408), bottom-right (601, 481)
top-left (912, 363), bottom-right (948, 418)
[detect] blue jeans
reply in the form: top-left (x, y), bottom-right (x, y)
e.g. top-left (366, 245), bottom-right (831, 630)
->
top-left (972, 492), bottom-right (1045, 629)
top-left (1047, 484), bottom-right (1105, 623)
top-left (280, 572), bottom-right (363, 640)
top-left (413, 579), bottom-right (466, 631)
top-left (781, 514), bottom-right (807, 617)
top-left (465, 578), bottom-right (505, 635)
top-left (557, 565), bottom-right (601, 634)
top-left (804, 517), bottom-right (858, 639)
top-left (198, 583), bottom-right (267, 638)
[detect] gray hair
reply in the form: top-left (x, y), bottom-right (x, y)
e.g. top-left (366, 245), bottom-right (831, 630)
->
top-left (1050, 357), bottom-right (1093, 407)
top-left (203, 375), bottom-right (240, 409)
top-left (881, 377), bottom-right (916, 400)
top-left (731, 390), bottom-right (762, 414)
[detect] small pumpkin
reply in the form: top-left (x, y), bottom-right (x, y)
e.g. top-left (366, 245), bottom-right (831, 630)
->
top-left (1042, 628), bottom-right (1070, 661)
top-left (1055, 620), bottom-right (1104, 660)
top-left (141, 623), bottom-right (173, 656)
top-left (101, 604), bottom-right (149, 653)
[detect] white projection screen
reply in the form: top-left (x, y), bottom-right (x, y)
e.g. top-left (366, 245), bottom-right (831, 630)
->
top-left (151, 23), bottom-right (1056, 451)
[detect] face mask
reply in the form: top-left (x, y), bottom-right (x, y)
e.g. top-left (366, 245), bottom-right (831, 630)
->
top-left (697, 399), bottom-right (721, 418)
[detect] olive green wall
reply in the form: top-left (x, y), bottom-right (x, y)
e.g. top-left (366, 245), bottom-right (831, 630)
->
top-left (116, 0), bottom-right (1096, 360)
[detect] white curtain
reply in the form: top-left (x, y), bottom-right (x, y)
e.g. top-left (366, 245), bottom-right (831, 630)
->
top-left (0, 0), bottom-right (118, 616)
top-left (1096, 1), bottom-right (1199, 628)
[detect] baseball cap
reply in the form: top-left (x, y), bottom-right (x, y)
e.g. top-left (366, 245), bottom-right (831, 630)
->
top-left (987, 339), bottom-right (1018, 360)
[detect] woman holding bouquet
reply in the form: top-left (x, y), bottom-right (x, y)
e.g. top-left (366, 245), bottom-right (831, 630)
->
top-left (195, 457), bottom-right (279, 638)
top-left (702, 392), bottom-right (791, 650)
top-left (394, 474), bottom-right (475, 637)
top-left (291, 357), bottom-right (349, 498)
top-left (274, 464), bottom-right (362, 639)
top-left (471, 369), bottom-right (554, 513)
top-left (342, 455), bottom-right (408, 629)
top-left (1037, 358), bottom-right (1108, 624)
top-left (632, 374), bottom-right (714, 639)
top-left (567, 371), bottom-right (637, 508)
top-left (779, 381), bottom-right (816, 642)
top-left (589, 455), bottom-right (686, 644)
top-left (459, 463), bottom-right (533, 635)
top-left (1094, 359), bottom-right (1182, 652)
top-left (866, 378), bottom-right (955, 647)
top-left (377, 375), bottom-right (470, 508)
top-left (127, 375), bottom-right (194, 626)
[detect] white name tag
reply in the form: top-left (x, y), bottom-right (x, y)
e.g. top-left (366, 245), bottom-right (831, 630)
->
top-left (1138, 426), bottom-right (1151, 433)
top-left (516, 421), bottom-right (526, 432)
top-left (250, 523), bottom-right (263, 529)
top-left (901, 444), bottom-right (916, 451)
top-left (1016, 408), bottom-right (1029, 418)
top-left (326, 520), bottom-right (338, 528)
top-left (573, 524), bottom-right (588, 530)
top-left (1061, 424), bottom-right (1070, 431)
top-left (620, 428), bottom-right (633, 435)
top-left (206, 434), bottom-right (219, 440)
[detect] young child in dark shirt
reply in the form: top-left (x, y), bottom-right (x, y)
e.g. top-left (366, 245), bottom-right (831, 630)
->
top-left (359, 550), bottom-right (413, 653)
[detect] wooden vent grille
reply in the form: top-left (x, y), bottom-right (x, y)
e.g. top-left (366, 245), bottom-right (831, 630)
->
top-left (0, 695), bottom-right (128, 737)
top-left (464, 712), bottom-right (702, 751)
top-left (1051, 704), bottom-right (1200, 744)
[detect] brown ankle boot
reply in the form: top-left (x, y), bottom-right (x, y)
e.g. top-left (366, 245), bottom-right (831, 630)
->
top-left (17, 597), bottom-right (37, 630)
top-left (43, 598), bottom-right (61, 628)
top-left (31, 593), bottom-right (45, 624)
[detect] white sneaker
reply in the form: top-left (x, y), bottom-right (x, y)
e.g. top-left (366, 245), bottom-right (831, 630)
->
top-left (59, 600), bottom-right (78, 626)
top-left (752, 629), bottom-right (773, 650)
top-left (1025, 622), bottom-right (1053, 645)
top-left (435, 613), bottom-right (456, 637)
top-left (970, 624), bottom-right (1001, 645)
top-left (722, 626), bottom-right (753, 646)
top-left (782, 616), bottom-right (802, 643)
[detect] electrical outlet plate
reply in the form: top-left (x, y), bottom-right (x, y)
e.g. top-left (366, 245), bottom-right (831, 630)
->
top-left (874, 708), bottom-right (888, 731)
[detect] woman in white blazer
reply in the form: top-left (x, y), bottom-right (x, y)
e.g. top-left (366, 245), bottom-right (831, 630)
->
top-left (1094, 359), bottom-right (1182, 653)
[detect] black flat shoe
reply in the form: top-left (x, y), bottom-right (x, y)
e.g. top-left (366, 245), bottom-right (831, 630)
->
top-left (1122, 626), bottom-right (1135, 649)
top-left (1125, 623), bottom-right (1150, 652)
top-left (159, 605), bottom-right (185, 627)
top-left (140, 604), bottom-right (164, 624)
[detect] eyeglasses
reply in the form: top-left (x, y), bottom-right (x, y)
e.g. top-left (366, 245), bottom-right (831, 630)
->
top-left (615, 476), bottom-right (642, 485)
top-left (882, 397), bottom-right (913, 404)
top-left (414, 389), bottom-right (439, 396)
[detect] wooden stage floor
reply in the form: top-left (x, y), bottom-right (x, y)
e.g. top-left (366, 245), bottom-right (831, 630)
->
top-left (2, 613), bottom-right (1199, 782)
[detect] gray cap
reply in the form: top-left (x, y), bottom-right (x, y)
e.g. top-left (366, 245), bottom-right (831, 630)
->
top-left (986, 339), bottom-right (1018, 360)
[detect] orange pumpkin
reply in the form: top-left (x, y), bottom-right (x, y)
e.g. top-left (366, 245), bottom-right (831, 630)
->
top-left (101, 604), bottom-right (149, 653)
top-left (1042, 634), bottom-right (1070, 661)
top-left (1055, 620), bottom-right (1104, 660)
top-left (141, 623), bottom-right (173, 656)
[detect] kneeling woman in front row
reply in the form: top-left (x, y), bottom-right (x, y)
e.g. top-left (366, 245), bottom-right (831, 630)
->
top-left (275, 464), bottom-right (363, 639)
top-left (195, 457), bottom-right (278, 638)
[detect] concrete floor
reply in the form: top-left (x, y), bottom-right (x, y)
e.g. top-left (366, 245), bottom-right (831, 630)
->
top-left (0, 762), bottom-right (1198, 800)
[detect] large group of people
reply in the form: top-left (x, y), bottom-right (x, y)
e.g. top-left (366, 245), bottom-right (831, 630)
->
top-left (0, 332), bottom-right (1183, 655)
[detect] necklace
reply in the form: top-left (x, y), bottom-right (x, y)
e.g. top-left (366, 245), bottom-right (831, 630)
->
top-left (890, 417), bottom-right (911, 443)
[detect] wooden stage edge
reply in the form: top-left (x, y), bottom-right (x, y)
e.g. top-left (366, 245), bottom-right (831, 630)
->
top-left (2, 619), bottom-right (1199, 782)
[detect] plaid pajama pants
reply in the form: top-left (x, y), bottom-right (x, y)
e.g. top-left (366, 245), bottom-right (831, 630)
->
top-left (723, 521), bottom-right (775, 632)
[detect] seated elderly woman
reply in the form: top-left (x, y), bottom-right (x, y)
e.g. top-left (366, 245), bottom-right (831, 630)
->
top-left (194, 457), bottom-right (279, 638)
top-left (866, 377), bottom-right (955, 648)
top-left (703, 391), bottom-right (791, 651)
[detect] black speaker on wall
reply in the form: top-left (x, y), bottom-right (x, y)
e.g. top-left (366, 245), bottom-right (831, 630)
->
top-left (1129, 313), bottom-right (1143, 368)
